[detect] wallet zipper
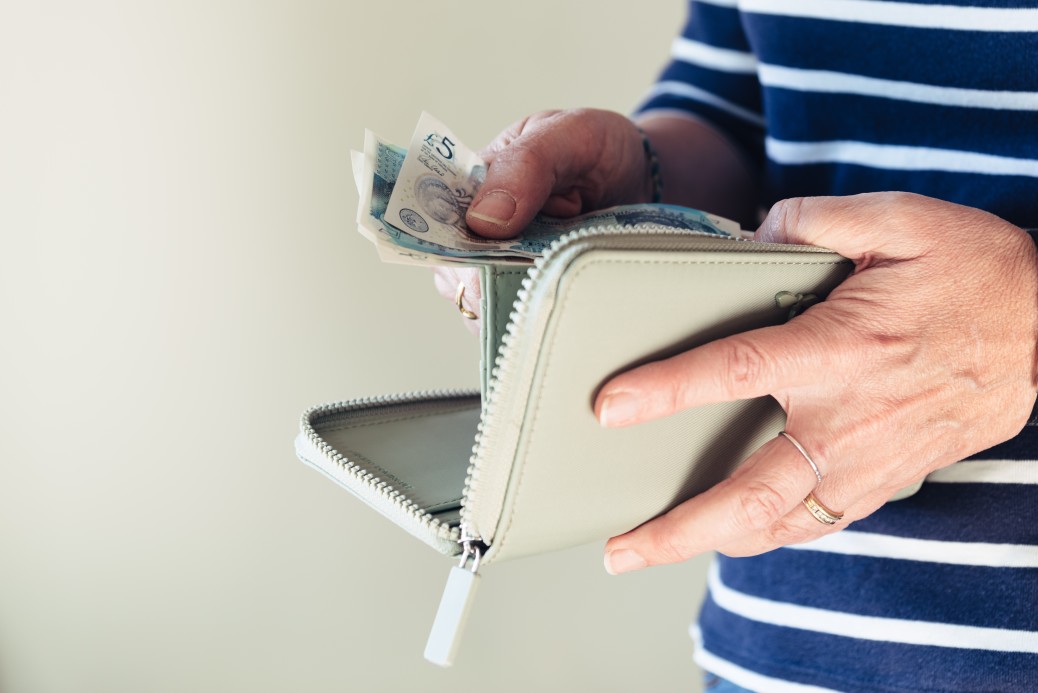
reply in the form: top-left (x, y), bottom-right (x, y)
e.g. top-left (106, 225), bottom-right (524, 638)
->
top-left (457, 224), bottom-right (763, 552)
top-left (430, 225), bottom-right (835, 664)
top-left (429, 225), bottom-right (771, 664)
top-left (456, 226), bottom-right (835, 555)
top-left (300, 390), bottom-right (475, 548)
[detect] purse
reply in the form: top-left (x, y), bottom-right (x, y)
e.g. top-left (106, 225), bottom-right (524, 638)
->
top-left (294, 225), bottom-right (852, 665)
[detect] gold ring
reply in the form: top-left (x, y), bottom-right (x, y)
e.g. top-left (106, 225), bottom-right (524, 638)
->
top-left (454, 282), bottom-right (478, 320)
top-left (803, 492), bottom-right (844, 526)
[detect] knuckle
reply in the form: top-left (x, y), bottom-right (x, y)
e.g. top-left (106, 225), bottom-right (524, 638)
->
top-left (762, 516), bottom-right (812, 548)
top-left (773, 197), bottom-right (805, 231)
top-left (506, 142), bottom-right (553, 177)
top-left (809, 438), bottom-right (839, 476)
top-left (646, 517), bottom-right (695, 564)
top-left (735, 480), bottom-right (790, 532)
top-left (666, 379), bottom-right (690, 417)
top-left (720, 337), bottom-right (773, 395)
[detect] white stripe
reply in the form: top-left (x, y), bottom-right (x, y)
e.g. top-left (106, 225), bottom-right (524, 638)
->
top-left (927, 459), bottom-right (1038, 484)
top-left (647, 80), bottom-right (766, 127)
top-left (671, 37), bottom-right (759, 74)
top-left (708, 561), bottom-right (1038, 653)
top-left (766, 138), bottom-right (1038, 178)
top-left (739, 0), bottom-right (1038, 32)
top-left (695, 0), bottom-right (740, 7)
top-left (759, 64), bottom-right (1038, 111)
top-left (691, 625), bottom-right (844, 693)
top-left (786, 530), bottom-right (1038, 568)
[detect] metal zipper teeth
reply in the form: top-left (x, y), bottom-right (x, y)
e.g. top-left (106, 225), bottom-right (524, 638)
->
top-left (457, 224), bottom-right (761, 541)
top-left (301, 389), bottom-right (478, 544)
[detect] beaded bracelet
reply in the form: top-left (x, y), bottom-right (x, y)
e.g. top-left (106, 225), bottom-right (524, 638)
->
top-left (637, 127), bottom-right (664, 204)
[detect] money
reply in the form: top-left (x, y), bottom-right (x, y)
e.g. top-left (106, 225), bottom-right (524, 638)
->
top-left (384, 113), bottom-right (499, 253)
top-left (356, 131), bottom-right (529, 266)
top-left (352, 113), bottom-right (742, 266)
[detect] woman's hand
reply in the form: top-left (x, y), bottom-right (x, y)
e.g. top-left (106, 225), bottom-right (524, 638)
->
top-left (433, 265), bottom-right (482, 336)
top-left (596, 192), bottom-right (1038, 574)
top-left (432, 108), bottom-right (760, 327)
top-left (433, 109), bottom-right (651, 330)
top-left (463, 109), bottom-right (654, 239)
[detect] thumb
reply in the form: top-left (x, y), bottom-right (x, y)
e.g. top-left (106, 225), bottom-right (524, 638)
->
top-left (465, 109), bottom-right (632, 239)
top-left (465, 134), bottom-right (559, 239)
top-left (753, 193), bottom-right (938, 260)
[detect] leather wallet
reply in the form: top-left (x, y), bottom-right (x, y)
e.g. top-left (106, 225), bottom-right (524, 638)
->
top-left (294, 225), bottom-right (852, 665)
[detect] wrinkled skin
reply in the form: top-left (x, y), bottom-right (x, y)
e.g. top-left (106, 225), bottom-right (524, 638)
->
top-left (431, 110), bottom-right (1038, 575)
top-left (433, 109), bottom-right (650, 328)
top-left (596, 193), bottom-right (1037, 572)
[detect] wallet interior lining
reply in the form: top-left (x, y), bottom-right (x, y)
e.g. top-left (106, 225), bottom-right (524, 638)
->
top-left (310, 400), bottom-right (481, 522)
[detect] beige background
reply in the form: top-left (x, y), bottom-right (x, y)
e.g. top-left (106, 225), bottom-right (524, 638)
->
top-left (0, 2), bottom-right (715, 691)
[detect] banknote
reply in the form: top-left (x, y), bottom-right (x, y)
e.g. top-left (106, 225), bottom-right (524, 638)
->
top-left (354, 114), bottom-right (742, 266)
top-left (357, 132), bottom-right (528, 265)
top-left (384, 113), bottom-right (518, 254)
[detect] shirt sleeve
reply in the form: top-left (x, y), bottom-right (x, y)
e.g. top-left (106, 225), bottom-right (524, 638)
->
top-left (636, 0), bottom-right (765, 168)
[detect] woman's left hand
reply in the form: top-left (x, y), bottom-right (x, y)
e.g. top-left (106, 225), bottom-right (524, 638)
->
top-left (596, 192), bottom-right (1038, 574)
top-left (432, 265), bottom-right (482, 336)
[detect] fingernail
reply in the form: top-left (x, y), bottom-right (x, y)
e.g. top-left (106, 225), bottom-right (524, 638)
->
top-left (469, 190), bottom-right (516, 225)
top-left (604, 549), bottom-right (647, 575)
top-left (598, 391), bottom-right (640, 427)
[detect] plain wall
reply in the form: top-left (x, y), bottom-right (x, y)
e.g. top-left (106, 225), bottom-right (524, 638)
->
top-left (0, 2), bottom-right (715, 691)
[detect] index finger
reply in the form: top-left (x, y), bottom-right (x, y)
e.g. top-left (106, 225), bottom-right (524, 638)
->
top-left (594, 313), bottom-right (854, 428)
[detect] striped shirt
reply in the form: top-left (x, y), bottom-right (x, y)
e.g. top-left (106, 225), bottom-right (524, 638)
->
top-left (636, 2), bottom-right (1038, 691)
top-left (639, 0), bottom-right (1038, 228)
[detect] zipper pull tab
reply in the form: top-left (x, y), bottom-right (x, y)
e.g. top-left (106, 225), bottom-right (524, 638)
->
top-left (775, 291), bottom-right (819, 320)
top-left (424, 541), bottom-right (482, 667)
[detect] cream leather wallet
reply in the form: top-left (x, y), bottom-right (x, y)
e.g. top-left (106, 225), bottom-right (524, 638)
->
top-left (294, 226), bottom-right (852, 665)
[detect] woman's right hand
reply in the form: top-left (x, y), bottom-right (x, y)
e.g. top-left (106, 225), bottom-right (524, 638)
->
top-left (433, 108), bottom-right (654, 332)
top-left (462, 109), bottom-right (655, 239)
top-left (433, 107), bottom-right (760, 330)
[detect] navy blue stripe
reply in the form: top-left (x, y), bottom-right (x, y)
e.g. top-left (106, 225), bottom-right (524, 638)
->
top-left (745, 15), bottom-right (1038, 90)
top-left (764, 162), bottom-right (1038, 228)
top-left (659, 61), bottom-right (762, 114)
top-left (718, 551), bottom-right (1038, 630)
top-left (850, 482), bottom-right (1038, 544)
top-left (637, 93), bottom-right (765, 167)
top-left (666, 7), bottom-right (1038, 691)
top-left (970, 420), bottom-right (1038, 459)
top-left (764, 91), bottom-right (1038, 159)
top-left (699, 594), bottom-right (1038, 693)
top-left (685, 1), bottom-right (754, 52)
